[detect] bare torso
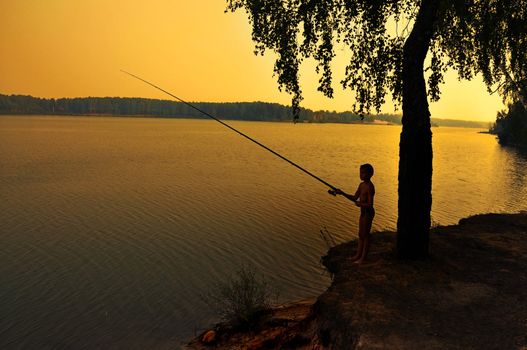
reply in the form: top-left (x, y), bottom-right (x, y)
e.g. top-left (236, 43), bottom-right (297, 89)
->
top-left (358, 181), bottom-right (375, 212)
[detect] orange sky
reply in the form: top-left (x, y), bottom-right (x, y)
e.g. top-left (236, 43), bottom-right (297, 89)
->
top-left (0, 0), bottom-right (505, 121)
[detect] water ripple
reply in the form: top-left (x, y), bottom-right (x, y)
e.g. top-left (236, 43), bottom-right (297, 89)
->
top-left (1, 117), bottom-right (526, 348)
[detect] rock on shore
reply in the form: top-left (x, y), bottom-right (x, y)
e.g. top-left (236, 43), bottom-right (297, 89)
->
top-left (188, 212), bottom-right (527, 349)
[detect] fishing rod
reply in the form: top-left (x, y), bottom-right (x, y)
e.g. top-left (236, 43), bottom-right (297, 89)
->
top-left (121, 70), bottom-right (353, 200)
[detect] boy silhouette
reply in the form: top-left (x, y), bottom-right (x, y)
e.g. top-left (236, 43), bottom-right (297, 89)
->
top-left (329, 164), bottom-right (375, 264)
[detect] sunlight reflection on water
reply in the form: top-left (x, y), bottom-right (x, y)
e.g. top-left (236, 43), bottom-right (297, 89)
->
top-left (0, 116), bottom-right (525, 347)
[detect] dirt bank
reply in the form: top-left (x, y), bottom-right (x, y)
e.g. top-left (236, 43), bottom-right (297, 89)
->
top-left (188, 212), bottom-right (527, 349)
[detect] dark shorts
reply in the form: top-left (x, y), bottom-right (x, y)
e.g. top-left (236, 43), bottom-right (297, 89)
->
top-left (359, 207), bottom-right (375, 239)
top-left (360, 207), bottom-right (375, 219)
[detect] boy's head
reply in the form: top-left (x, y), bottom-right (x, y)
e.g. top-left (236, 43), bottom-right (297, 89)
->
top-left (360, 163), bottom-right (374, 180)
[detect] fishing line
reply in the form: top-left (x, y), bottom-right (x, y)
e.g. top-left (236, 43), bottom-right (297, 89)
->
top-left (121, 70), bottom-right (347, 194)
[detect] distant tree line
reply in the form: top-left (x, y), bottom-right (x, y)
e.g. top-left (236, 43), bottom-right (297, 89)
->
top-left (491, 99), bottom-right (527, 148)
top-left (0, 94), bottom-right (490, 128)
top-left (0, 94), bottom-right (372, 123)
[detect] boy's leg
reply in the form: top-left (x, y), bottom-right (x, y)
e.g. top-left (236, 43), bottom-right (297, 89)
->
top-left (358, 236), bottom-right (370, 263)
top-left (351, 238), bottom-right (363, 261)
top-left (351, 215), bottom-right (366, 260)
top-left (356, 216), bottom-right (373, 264)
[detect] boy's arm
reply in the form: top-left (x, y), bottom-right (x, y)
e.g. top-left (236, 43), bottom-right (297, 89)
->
top-left (334, 186), bottom-right (359, 201)
top-left (343, 191), bottom-right (358, 201)
top-left (350, 186), bottom-right (361, 201)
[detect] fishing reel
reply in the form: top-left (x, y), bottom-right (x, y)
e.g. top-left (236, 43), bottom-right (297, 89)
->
top-left (328, 189), bottom-right (337, 196)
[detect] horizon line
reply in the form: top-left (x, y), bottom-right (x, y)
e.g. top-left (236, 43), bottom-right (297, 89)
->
top-left (1, 92), bottom-right (495, 124)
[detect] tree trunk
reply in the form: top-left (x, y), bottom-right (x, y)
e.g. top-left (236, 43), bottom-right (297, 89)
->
top-left (397, 0), bottom-right (440, 259)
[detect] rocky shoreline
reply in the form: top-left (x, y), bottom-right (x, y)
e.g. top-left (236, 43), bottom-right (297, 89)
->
top-left (187, 212), bottom-right (527, 349)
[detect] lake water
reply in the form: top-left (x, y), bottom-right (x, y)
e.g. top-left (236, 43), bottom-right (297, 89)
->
top-left (1, 115), bottom-right (526, 348)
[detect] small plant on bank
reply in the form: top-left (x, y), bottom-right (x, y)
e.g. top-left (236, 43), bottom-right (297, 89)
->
top-left (204, 266), bottom-right (276, 330)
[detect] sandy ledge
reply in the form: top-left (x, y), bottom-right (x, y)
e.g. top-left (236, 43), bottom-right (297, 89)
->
top-left (187, 212), bottom-right (527, 349)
